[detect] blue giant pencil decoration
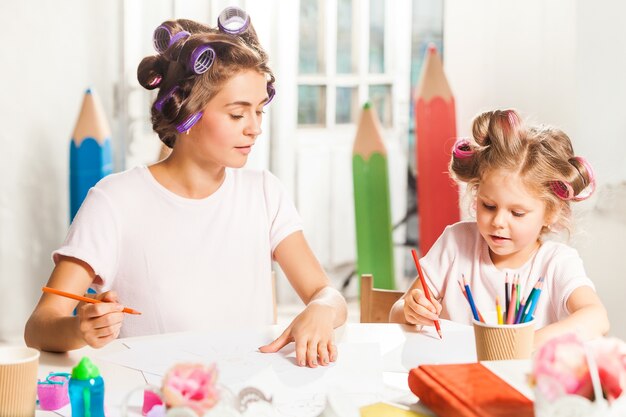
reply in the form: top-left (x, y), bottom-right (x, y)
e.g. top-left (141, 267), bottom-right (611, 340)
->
top-left (70, 88), bottom-right (113, 221)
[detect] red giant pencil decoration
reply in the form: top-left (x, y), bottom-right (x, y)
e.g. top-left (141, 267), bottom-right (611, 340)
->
top-left (414, 44), bottom-right (460, 255)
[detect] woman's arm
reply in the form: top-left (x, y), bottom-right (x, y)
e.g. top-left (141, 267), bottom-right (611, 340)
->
top-left (258, 231), bottom-right (347, 367)
top-left (534, 286), bottom-right (609, 348)
top-left (24, 256), bottom-right (124, 352)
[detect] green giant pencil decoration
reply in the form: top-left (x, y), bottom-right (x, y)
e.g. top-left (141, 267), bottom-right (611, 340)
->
top-left (352, 102), bottom-right (395, 290)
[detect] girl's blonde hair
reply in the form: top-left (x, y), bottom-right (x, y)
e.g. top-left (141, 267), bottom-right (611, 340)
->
top-left (137, 18), bottom-right (274, 148)
top-left (449, 109), bottom-right (595, 236)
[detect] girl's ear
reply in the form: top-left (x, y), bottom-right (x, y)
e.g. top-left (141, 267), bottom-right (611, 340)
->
top-left (544, 207), bottom-right (561, 229)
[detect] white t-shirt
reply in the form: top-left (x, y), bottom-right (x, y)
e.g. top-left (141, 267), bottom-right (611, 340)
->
top-left (419, 221), bottom-right (595, 329)
top-left (53, 166), bottom-right (303, 337)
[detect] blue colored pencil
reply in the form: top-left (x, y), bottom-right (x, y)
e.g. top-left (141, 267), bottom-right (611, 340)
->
top-left (522, 277), bottom-right (544, 323)
top-left (462, 274), bottom-right (480, 322)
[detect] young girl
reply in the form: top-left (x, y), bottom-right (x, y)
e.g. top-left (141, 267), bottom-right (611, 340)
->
top-left (389, 109), bottom-right (609, 347)
top-left (25, 7), bottom-right (347, 368)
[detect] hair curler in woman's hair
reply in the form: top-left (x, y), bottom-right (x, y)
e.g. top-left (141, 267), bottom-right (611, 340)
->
top-left (217, 6), bottom-right (250, 35)
top-left (452, 138), bottom-right (474, 159)
top-left (176, 112), bottom-right (203, 133)
top-left (153, 24), bottom-right (190, 54)
top-left (188, 44), bottom-right (216, 75)
top-left (265, 83), bottom-right (275, 106)
top-left (551, 156), bottom-right (596, 202)
top-left (154, 86), bottom-right (179, 112)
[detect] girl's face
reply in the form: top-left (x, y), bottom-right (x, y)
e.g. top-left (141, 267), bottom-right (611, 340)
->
top-left (476, 169), bottom-right (551, 269)
top-left (188, 70), bottom-right (269, 168)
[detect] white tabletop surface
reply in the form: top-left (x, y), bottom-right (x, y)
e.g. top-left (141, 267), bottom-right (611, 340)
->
top-left (33, 321), bottom-right (532, 417)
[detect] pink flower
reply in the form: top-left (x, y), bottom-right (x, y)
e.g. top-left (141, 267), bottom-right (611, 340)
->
top-left (162, 363), bottom-right (220, 416)
top-left (533, 333), bottom-right (593, 401)
top-left (589, 337), bottom-right (626, 402)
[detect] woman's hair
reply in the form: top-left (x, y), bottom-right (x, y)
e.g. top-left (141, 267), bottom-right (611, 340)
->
top-left (449, 109), bottom-right (595, 236)
top-left (137, 16), bottom-right (275, 148)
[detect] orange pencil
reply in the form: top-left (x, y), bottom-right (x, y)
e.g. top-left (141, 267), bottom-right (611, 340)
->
top-left (410, 249), bottom-right (443, 339)
top-left (42, 287), bottom-right (142, 315)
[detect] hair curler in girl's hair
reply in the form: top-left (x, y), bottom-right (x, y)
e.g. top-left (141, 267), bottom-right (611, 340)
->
top-left (551, 156), bottom-right (596, 202)
top-left (217, 6), bottom-right (250, 35)
top-left (153, 24), bottom-right (190, 54)
top-left (452, 138), bottom-right (474, 159)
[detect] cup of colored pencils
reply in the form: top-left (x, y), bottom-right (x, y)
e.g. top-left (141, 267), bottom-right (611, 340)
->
top-left (472, 317), bottom-right (535, 361)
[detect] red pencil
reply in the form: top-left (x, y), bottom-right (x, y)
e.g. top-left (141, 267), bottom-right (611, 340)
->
top-left (411, 249), bottom-right (442, 339)
top-left (42, 286), bottom-right (142, 315)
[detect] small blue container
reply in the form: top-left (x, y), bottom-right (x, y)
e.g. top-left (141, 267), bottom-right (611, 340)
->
top-left (69, 357), bottom-right (105, 417)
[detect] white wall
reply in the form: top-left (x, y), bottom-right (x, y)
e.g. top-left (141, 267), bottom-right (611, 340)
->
top-left (0, 1), bottom-right (120, 341)
top-left (445, 0), bottom-right (626, 339)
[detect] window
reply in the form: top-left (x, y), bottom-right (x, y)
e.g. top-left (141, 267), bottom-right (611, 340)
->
top-left (297, 0), bottom-right (394, 128)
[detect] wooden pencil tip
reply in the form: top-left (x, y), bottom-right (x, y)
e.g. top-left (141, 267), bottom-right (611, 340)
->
top-left (85, 87), bottom-right (92, 95)
top-left (438, 330), bottom-right (443, 339)
top-left (363, 101), bottom-right (371, 110)
top-left (428, 43), bottom-right (438, 53)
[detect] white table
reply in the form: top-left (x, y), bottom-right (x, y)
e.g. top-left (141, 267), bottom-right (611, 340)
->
top-left (35, 321), bottom-right (532, 417)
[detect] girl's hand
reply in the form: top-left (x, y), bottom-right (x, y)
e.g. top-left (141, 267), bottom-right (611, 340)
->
top-left (403, 288), bottom-right (442, 326)
top-left (258, 302), bottom-right (337, 368)
top-left (75, 290), bottom-right (124, 348)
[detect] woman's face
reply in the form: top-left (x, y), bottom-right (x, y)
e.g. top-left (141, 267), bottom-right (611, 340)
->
top-left (185, 70), bottom-right (269, 169)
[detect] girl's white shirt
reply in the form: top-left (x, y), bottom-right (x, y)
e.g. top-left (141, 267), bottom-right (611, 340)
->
top-left (420, 221), bottom-right (595, 328)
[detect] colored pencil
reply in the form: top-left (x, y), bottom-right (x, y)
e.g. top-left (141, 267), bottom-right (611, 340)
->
top-left (456, 280), bottom-right (485, 322)
top-left (515, 275), bottom-right (520, 317)
top-left (411, 249), bottom-right (442, 339)
top-left (522, 277), bottom-right (545, 323)
top-left (42, 286), bottom-right (141, 315)
top-left (506, 276), bottom-right (518, 324)
top-left (504, 273), bottom-right (510, 322)
top-left (414, 44), bottom-right (459, 255)
top-left (496, 296), bottom-right (503, 325)
top-left (353, 102), bottom-right (395, 290)
top-left (462, 274), bottom-right (480, 323)
top-left (70, 88), bottom-right (113, 221)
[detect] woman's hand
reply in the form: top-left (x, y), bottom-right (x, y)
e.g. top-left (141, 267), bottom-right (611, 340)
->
top-left (403, 288), bottom-right (442, 327)
top-left (76, 290), bottom-right (125, 348)
top-left (258, 302), bottom-right (337, 368)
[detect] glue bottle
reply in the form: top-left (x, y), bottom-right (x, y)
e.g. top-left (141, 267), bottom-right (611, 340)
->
top-left (69, 356), bottom-right (105, 417)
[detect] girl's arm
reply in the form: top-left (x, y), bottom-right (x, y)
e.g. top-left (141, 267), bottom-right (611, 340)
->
top-left (534, 286), bottom-right (610, 348)
top-left (24, 256), bottom-right (124, 352)
top-left (389, 276), bottom-right (441, 326)
top-left (258, 231), bottom-right (347, 367)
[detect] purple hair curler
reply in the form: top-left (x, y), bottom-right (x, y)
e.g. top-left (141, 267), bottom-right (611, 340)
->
top-left (189, 44), bottom-right (216, 75)
top-left (153, 25), bottom-right (190, 53)
top-left (154, 86), bottom-right (180, 112)
top-left (176, 111), bottom-right (203, 133)
top-left (153, 25), bottom-right (172, 53)
top-left (265, 83), bottom-right (275, 106)
top-left (217, 6), bottom-right (250, 35)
